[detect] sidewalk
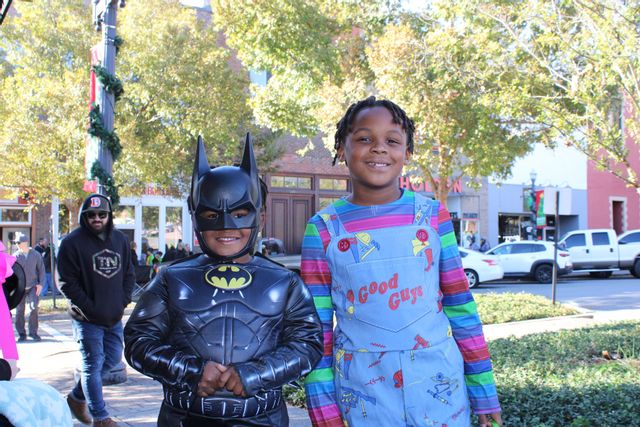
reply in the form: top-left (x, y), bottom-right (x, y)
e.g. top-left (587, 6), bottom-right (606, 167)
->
top-left (13, 307), bottom-right (640, 427)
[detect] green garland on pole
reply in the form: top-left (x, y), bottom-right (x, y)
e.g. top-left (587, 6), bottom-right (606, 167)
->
top-left (114, 35), bottom-right (124, 55)
top-left (88, 104), bottom-right (122, 160)
top-left (92, 65), bottom-right (124, 101)
top-left (91, 161), bottom-right (120, 206)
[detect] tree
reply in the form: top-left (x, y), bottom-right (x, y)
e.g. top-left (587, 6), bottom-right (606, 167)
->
top-left (366, 8), bottom-right (545, 205)
top-left (0, 0), bottom-right (279, 229)
top-left (212, 1), bottom-right (547, 207)
top-left (115, 0), bottom-right (280, 196)
top-left (476, 0), bottom-right (640, 193)
top-left (0, 0), bottom-right (96, 227)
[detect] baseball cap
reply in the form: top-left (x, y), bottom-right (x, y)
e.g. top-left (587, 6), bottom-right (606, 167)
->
top-left (18, 236), bottom-right (29, 243)
top-left (84, 195), bottom-right (111, 212)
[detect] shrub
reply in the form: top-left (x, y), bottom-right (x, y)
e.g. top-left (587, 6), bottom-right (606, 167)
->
top-left (475, 292), bottom-right (578, 324)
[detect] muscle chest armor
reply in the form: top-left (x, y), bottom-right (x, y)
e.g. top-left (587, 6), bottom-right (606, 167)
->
top-left (164, 256), bottom-right (291, 365)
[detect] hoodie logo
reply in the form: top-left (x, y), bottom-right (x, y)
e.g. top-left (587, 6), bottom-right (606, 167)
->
top-left (90, 197), bottom-right (102, 208)
top-left (92, 249), bottom-right (121, 278)
top-left (205, 265), bottom-right (252, 290)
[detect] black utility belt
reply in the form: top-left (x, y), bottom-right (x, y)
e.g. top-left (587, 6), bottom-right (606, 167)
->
top-left (164, 389), bottom-right (282, 418)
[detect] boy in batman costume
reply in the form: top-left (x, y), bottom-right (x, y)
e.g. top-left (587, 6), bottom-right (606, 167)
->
top-left (124, 135), bottom-right (323, 426)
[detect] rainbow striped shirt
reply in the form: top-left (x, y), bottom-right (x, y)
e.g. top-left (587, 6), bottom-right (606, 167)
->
top-left (302, 190), bottom-right (500, 426)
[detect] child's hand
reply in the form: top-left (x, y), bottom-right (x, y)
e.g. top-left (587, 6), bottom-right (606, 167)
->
top-left (218, 366), bottom-right (246, 397)
top-left (478, 412), bottom-right (502, 427)
top-left (197, 361), bottom-right (227, 397)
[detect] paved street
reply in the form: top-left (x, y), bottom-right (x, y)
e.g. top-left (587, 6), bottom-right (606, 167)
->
top-left (473, 272), bottom-right (640, 311)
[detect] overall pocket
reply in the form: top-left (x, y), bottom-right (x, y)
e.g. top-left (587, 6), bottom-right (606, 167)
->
top-left (344, 257), bottom-right (432, 332)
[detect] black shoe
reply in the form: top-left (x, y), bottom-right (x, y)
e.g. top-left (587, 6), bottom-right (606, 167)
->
top-left (29, 334), bottom-right (42, 341)
top-left (17, 334), bottom-right (27, 342)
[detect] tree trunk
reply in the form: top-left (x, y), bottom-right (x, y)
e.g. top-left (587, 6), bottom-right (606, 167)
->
top-left (65, 199), bottom-right (83, 232)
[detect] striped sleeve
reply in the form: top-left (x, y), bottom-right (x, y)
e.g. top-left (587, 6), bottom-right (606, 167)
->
top-left (301, 218), bottom-right (344, 427)
top-left (436, 203), bottom-right (501, 415)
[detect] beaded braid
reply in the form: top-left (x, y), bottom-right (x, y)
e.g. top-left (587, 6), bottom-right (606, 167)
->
top-left (332, 96), bottom-right (415, 165)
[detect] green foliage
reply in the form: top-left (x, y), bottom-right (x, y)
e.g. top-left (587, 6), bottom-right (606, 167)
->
top-left (88, 104), bottom-right (122, 160)
top-left (474, 0), bottom-right (640, 191)
top-left (213, 1), bottom-right (545, 206)
top-left (475, 292), bottom-right (578, 325)
top-left (0, 0), bottom-right (96, 207)
top-left (489, 322), bottom-right (640, 426)
top-left (115, 0), bottom-right (279, 195)
top-left (90, 161), bottom-right (120, 206)
top-left (92, 65), bottom-right (124, 101)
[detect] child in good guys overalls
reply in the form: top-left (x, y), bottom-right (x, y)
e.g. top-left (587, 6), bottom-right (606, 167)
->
top-left (302, 97), bottom-right (502, 427)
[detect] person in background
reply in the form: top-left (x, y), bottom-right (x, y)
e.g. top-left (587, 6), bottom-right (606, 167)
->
top-left (13, 236), bottom-right (45, 342)
top-left (34, 237), bottom-right (55, 296)
top-left (57, 194), bottom-right (135, 427)
top-left (479, 238), bottom-right (490, 253)
top-left (145, 249), bottom-right (155, 266)
top-left (130, 241), bottom-right (139, 267)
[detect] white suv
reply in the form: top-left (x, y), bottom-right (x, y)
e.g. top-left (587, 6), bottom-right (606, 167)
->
top-left (486, 241), bottom-right (573, 283)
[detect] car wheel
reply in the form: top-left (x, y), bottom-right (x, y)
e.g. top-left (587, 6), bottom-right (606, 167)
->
top-left (534, 264), bottom-right (553, 284)
top-left (464, 269), bottom-right (480, 289)
top-left (589, 271), bottom-right (613, 279)
top-left (632, 259), bottom-right (640, 278)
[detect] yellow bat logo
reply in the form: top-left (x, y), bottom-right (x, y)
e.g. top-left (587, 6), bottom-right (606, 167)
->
top-left (205, 265), bottom-right (253, 290)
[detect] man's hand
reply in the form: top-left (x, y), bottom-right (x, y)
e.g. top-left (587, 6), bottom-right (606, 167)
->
top-left (35, 285), bottom-right (42, 297)
top-left (197, 361), bottom-right (227, 397)
top-left (478, 412), bottom-right (502, 427)
top-left (218, 366), bottom-right (246, 397)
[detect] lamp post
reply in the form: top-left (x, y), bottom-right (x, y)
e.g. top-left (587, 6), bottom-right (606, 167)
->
top-left (529, 170), bottom-right (537, 240)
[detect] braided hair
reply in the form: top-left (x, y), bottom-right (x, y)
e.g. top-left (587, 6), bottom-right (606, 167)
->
top-left (333, 96), bottom-right (415, 165)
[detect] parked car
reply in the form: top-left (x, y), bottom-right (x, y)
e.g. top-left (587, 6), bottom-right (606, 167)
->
top-left (458, 247), bottom-right (503, 289)
top-left (558, 229), bottom-right (640, 278)
top-left (486, 241), bottom-right (572, 284)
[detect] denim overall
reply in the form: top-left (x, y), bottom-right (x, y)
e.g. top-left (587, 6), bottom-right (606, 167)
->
top-left (321, 194), bottom-right (470, 427)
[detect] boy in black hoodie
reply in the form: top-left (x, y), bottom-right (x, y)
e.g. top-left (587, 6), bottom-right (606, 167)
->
top-left (57, 193), bottom-right (135, 427)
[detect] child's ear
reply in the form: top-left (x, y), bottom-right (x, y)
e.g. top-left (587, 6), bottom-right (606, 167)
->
top-left (336, 145), bottom-right (345, 163)
top-left (404, 150), bottom-right (412, 165)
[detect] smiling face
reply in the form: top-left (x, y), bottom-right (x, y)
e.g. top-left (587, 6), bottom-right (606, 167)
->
top-left (338, 106), bottom-right (411, 205)
top-left (200, 208), bottom-right (254, 263)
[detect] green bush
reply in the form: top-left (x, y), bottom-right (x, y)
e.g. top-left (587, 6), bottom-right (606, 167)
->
top-left (475, 292), bottom-right (578, 324)
top-left (490, 321), bottom-right (640, 426)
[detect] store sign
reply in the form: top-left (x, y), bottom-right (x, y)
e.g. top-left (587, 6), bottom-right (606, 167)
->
top-left (399, 176), bottom-right (463, 193)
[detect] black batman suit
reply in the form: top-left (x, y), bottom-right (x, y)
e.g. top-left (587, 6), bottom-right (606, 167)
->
top-left (124, 254), bottom-right (322, 426)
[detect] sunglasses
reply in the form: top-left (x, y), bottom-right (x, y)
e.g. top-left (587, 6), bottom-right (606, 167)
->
top-left (86, 212), bottom-right (108, 219)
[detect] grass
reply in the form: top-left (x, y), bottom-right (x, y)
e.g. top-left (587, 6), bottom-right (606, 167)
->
top-left (475, 292), bottom-right (579, 324)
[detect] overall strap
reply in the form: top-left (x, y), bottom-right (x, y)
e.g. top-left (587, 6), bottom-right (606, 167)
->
top-left (318, 203), bottom-right (348, 238)
top-left (413, 192), bottom-right (436, 227)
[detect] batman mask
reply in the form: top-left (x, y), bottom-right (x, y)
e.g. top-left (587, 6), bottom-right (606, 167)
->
top-left (188, 134), bottom-right (262, 261)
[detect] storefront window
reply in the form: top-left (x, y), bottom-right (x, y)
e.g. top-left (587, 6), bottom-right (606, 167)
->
top-left (0, 208), bottom-right (29, 223)
top-left (319, 178), bottom-right (347, 191)
top-left (113, 205), bottom-right (135, 226)
top-left (165, 207), bottom-right (183, 247)
top-left (142, 206), bottom-right (159, 253)
top-left (271, 175), bottom-right (311, 189)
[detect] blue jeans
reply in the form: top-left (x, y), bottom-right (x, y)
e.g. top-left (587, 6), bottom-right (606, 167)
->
top-left (40, 272), bottom-right (52, 296)
top-left (71, 320), bottom-right (124, 420)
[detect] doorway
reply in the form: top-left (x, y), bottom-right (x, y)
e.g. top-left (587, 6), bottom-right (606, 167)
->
top-left (268, 195), bottom-right (313, 254)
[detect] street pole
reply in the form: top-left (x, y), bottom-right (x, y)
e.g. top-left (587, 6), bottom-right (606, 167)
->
top-left (92, 0), bottom-right (123, 196)
top-left (551, 190), bottom-right (560, 305)
top-left (529, 170), bottom-right (537, 241)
